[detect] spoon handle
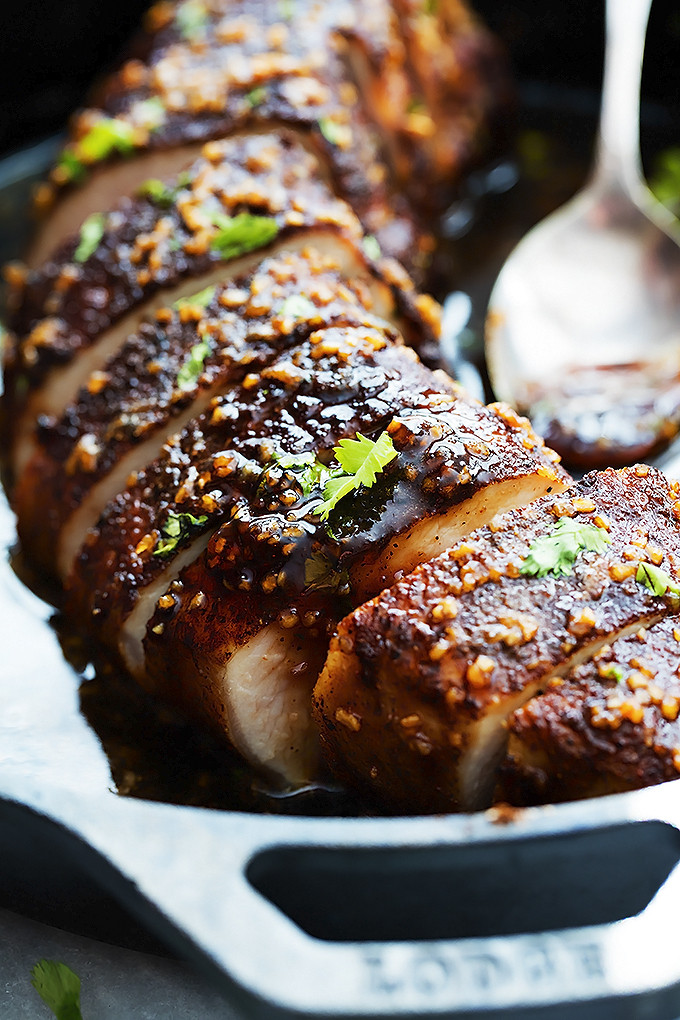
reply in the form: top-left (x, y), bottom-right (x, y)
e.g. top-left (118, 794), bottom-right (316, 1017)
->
top-left (593, 0), bottom-right (653, 193)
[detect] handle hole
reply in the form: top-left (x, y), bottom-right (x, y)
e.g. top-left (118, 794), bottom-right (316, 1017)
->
top-left (248, 821), bottom-right (680, 942)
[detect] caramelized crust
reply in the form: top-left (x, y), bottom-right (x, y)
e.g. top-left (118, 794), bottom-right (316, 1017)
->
top-left (313, 467), bottom-right (680, 812)
top-left (14, 248), bottom-right (406, 574)
top-left (28, 0), bottom-right (509, 270)
top-left (501, 615), bottom-right (680, 805)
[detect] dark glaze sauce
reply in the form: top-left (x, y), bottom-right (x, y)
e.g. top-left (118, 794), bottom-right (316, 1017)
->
top-left (528, 362), bottom-right (680, 470)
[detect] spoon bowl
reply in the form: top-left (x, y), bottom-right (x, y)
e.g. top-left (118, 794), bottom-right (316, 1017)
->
top-left (486, 0), bottom-right (680, 469)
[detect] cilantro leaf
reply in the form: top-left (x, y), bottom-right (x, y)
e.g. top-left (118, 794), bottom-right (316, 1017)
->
top-left (77, 118), bottom-right (136, 164)
top-left (362, 235), bottom-right (381, 261)
top-left (318, 117), bottom-right (348, 147)
top-left (176, 0), bottom-right (209, 38)
top-left (210, 212), bottom-right (279, 259)
top-left (74, 213), bottom-right (105, 263)
top-left (601, 664), bottom-right (624, 683)
top-left (137, 171), bottom-right (191, 208)
top-left (31, 960), bottom-right (83, 1020)
top-left (172, 284), bottom-right (217, 310)
top-left (649, 147), bottom-right (680, 214)
top-left (177, 336), bottom-right (212, 389)
top-left (278, 0), bottom-right (295, 18)
top-left (315, 430), bottom-right (397, 521)
top-left (636, 562), bottom-right (680, 600)
top-left (246, 86), bottom-right (267, 108)
top-left (56, 150), bottom-right (86, 184)
top-left (304, 552), bottom-right (349, 593)
top-left (154, 511), bottom-right (209, 556)
top-left (278, 294), bottom-right (317, 320)
top-left (520, 518), bottom-right (612, 579)
top-left (272, 450), bottom-right (334, 496)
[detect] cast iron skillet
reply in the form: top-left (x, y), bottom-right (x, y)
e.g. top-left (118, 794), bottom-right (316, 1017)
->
top-left (3, 4), bottom-right (680, 1017)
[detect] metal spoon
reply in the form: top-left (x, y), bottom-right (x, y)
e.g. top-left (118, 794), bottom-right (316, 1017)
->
top-left (485, 0), bottom-right (680, 469)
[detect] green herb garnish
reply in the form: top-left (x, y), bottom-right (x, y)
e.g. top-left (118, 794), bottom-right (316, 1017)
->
top-left (272, 450), bottom-right (333, 497)
top-left (74, 212), bottom-right (105, 262)
top-left (177, 336), bottom-right (212, 389)
top-left (635, 562), bottom-right (680, 600)
top-left (278, 0), bottom-right (294, 19)
top-left (278, 294), bottom-right (317, 320)
top-left (601, 664), bottom-right (624, 683)
top-left (246, 86), bottom-right (267, 108)
top-left (210, 212), bottom-right (279, 259)
top-left (172, 284), bottom-right (217, 310)
top-left (57, 117), bottom-right (137, 182)
top-left (304, 552), bottom-right (349, 593)
top-left (176, 0), bottom-right (209, 38)
top-left (361, 235), bottom-right (381, 261)
top-left (31, 960), bottom-right (83, 1020)
top-left (137, 170), bottom-right (191, 208)
top-left (315, 431), bottom-right (397, 521)
top-left (520, 518), bottom-right (612, 578)
top-left (318, 117), bottom-right (347, 147)
top-left (155, 511), bottom-right (209, 556)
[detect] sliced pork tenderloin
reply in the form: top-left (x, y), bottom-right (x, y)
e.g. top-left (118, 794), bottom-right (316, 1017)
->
top-left (500, 614), bottom-right (680, 805)
top-left (14, 247), bottom-right (411, 577)
top-left (313, 466), bottom-right (680, 812)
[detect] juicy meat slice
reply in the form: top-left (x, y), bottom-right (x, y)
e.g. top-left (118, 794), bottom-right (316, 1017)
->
top-left (313, 467), bottom-right (680, 813)
top-left (500, 615), bottom-right (680, 806)
top-left (65, 315), bottom-right (566, 784)
top-left (14, 247), bottom-right (408, 577)
top-left (29, 0), bottom-right (507, 271)
top-left (6, 133), bottom-right (436, 477)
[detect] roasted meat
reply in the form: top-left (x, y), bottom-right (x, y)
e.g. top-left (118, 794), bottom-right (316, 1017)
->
top-left (500, 614), bottom-right (680, 805)
top-left (62, 292), bottom-right (566, 781)
top-left (314, 467), bottom-right (680, 811)
top-left (27, 0), bottom-right (508, 272)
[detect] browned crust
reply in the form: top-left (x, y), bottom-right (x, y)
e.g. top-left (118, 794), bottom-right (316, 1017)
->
top-left (500, 615), bottom-right (680, 805)
top-left (14, 248), bottom-right (405, 571)
top-left (31, 0), bottom-right (509, 270)
top-left (313, 467), bottom-right (680, 812)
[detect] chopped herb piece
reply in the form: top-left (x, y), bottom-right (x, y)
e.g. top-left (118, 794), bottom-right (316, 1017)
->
top-left (74, 213), bottom-right (105, 262)
top-left (135, 97), bottom-right (166, 130)
top-left (56, 149), bottom-right (86, 184)
top-left (304, 552), bottom-right (349, 593)
top-left (361, 235), bottom-right (381, 260)
top-left (423, 0), bottom-right (438, 13)
top-left (210, 212), bottom-right (279, 259)
top-left (520, 518), bottom-right (612, 578)
top-left (176, 0), bottom-right (209, 38)
top-left (31, 960), bottom-right (83, 1020)
top-left (601, 664), bottom-right (624, 683)
top-left (272, 449), bottom-right (334, 496)
top-left (318, 117), bottom-right (345, 147)
top-left (155, 511), bottom-right (209, 556)
top-left (315, 430), bottom-right (397, 521)
top-left (278, 0), bottom-right (294, 18)
top-left (636, 562), bottom-right (680, 599)
top-left (172, 284), bottom-right (217, 310)
top-left (279, 294), bottom-right (317, 319)
top-left (137, 170), bottom-right (191, 208)
top-left (77, 117), bottom-right (136, 164)
top-left (177, 336), bottom-right (212, 389)
top-left (246, 86), bottom-right (267, 108)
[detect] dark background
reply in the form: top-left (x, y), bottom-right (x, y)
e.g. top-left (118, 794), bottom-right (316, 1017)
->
top-left (0, 0), bottom-right (677, 159)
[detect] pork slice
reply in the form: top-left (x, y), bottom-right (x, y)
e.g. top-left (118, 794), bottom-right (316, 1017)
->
top-left (500, 613), bottom-right (680, 806)
top-left (136, 394), bottom-right (567, 787)
top-left (11, 132), bottom-right (430, 476)
top-left (15, 247), bottom-right (404, 577)
top-left (314, 466), bottom-right (680, 813)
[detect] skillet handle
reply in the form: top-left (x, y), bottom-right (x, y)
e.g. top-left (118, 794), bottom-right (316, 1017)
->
top-left (193, 851), bottom-right (680, 1019)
